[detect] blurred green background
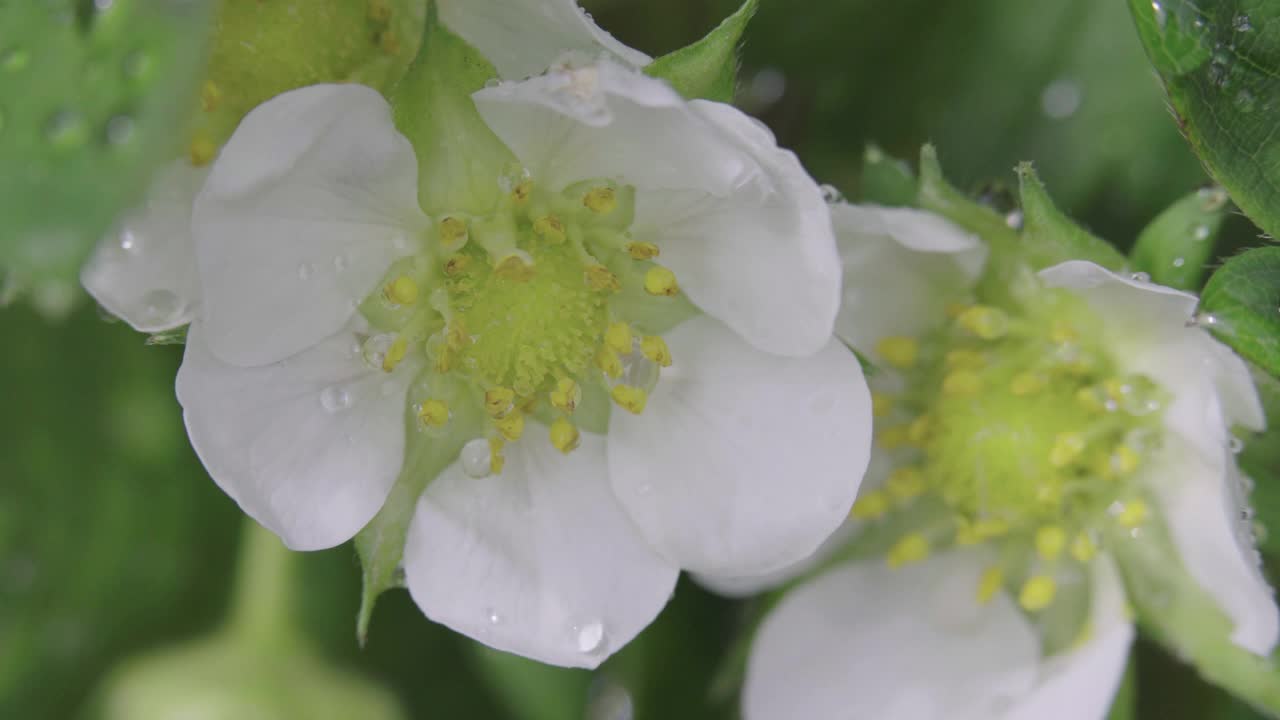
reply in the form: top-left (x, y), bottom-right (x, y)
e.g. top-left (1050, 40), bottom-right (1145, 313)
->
top-left (1, 0), bottom-right (1270, 717)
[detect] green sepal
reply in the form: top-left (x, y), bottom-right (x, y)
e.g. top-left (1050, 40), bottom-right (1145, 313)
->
top-left (145, 325), bottom-right (189, 346)
top-left (1200, 247), bottom-right (1280, 378)
top-left (643, 0), bottom-right (758, 103)
top-left (1016, 162), bottom-right (1127, 272)
top-left (1107, 658), bottom-right (1139, 720)
top-left (1130, 187), bottom-right (1230, 290)
top-left (354, 368), bottom-right (485, 644)
top-left (859, 144), bottom-right (917, 207)
top-left (389, 4), bottom-right (515, 217)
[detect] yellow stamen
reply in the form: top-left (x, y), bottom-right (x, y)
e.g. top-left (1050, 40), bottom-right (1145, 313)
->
top-left (200, 80), bottom-right (221, 112)
top-left (586, 264), bottom-right (622, 293)
top-left (1010, 372), bottom-right (1044, 396)
top-left (977, 567), bottom-right (1004, 605)
top-left (511, 179), bottom-right (533, 205)
top-left (957, 305), bottom-right (1010, 340)
top-left (444, 253), bottom-right (471, 276)
top-left (887, 534), bottom-right (930, 569)
top-left (943, 370), bottom-right (982, 396)
top-left (1116, 499), bottom-right (1148, 528)
top-left (489, 437), bottom-right (506, 474)
top-left (1019, 575), bottom-right (1057, 611)
top-left (495, 410), bottom-right (525, 441)
top-left (1071, 532), bottom-right (1097, 563)
top-left (611, 385), bottom-right (648, 414)
top-left (533, 215), bottom-right (566, 243)
top-left (605, 322), bottom-right (633, 354)
top-left (596, 348), bottom-right (623, 378)
top-left (871, 392), bottom-right (894, 418)
top-left (385, 275), bottom-right (419, 306)
top-left (875, 336), bottom-right (918, 369)
top-left (439, 216), bottom-right (468, 249)
top-left (1049, 432), bottom-right (1086, 468)
top-left (957, 516), bottom-right (1010, 545)
top-left (641, 335), bottom-right (672, 367)
top-left (494, 254), bottom-right (535, 282)
top-left (188, 132), bottom-right (217, 166)
top-left (382, 336), bottom-right (409, 372)
top-left (887, 467), bottom-right (925, 502)
top-left (549, 378), bottom-right (581, 414)
top-left (1110, 445), bottom-right (1141, 476)
top-left (583, 187), bottom-right (618, 215)
top-left (418, 399), bottom-right (450, 427)
top-left (550, 417), bottom-right (581, 453)
top-left (626, 242), bottom-right (660, 260)
top-left (484, 387), bottom-right (516, 418)
top-left (850, 490), bottom-right (890, 520)
top-left (1035, 525), bottom-right (1067, 561)
top-left (644, 266), bottom-right (680, 296)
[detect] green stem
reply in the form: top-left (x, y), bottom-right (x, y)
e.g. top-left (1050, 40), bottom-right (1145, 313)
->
top-left (226, 518), bottom-right (302, 650)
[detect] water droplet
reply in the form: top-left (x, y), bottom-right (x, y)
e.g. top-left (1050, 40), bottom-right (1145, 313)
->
top-left (105, 114), bottom-right (134, 145)
top-left (1172, 256), bottom-right (1186, 268)
top-left (1191, 310), bottom-right (1221, 329)
top-left (139, 289), bottom-right (181, 324)
top-left (461, 438), bottom-right (493, 478)
top-left (119, 228), bottom-right (140, 253)
top-left (1040, 79), bottom-right (1082, 119)
top-left (1233, 14), bottom-right (1252, 32)
top-left (361, 333), bottom-right (396, 370)
top-left (1130, 271), bottom-right (1151, 283)
top-left (484, 607), bottom-right (502, 625)
top-left (1151, 1), bottom-right (1168, 31)
top-left (1230, 436), bottom-right (1245, 454)
top-left (45, 110), bottom-right (88, 149)
top-left (819, 184), bottom-right (845, 204)
top-left (1236, 88), bottom-right (1257, 113)
top-left (1004, 210), bottom-right (1024, 230)
top-left (1, 48), bottom-right (29, 72)
top-left (297, 262), bottom-right (315, 280)
top-left (620, 349), bottom-right (660, 392)
top-left (1198, 186), bottom-right (1229, 212)
top-left (319, 386), bottom-right (351, 413)
top-left (746, 67), bottom-right (787, 107)
top-left (574, 620), bottom-right (606, 654)
top-left (1192, 223), bottom-right (1212, 241)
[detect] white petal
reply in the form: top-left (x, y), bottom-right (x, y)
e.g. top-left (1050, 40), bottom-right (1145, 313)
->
top-left (438, 0), bottom-right (649, 80)
top-left (743, 550), bottom-right (1040, 720)
top-left (608, 315), bottom-right (872, 578)
top-left (404, 433), bottom-right (678, 669)
top-left (1142, 443), bottom-right (1279, 655)
top-left (475, 62), bottom-right (840, 355)
top-left (176, 321), bottom-right (411, 551)
top-left (833, 203), bottom-right (986, 357)
top-left (81, 162), bottom-right (207, 332)
top-left (1003, 556), bottom-right (1134, 720)
top-left (193, 84), bottom-right (426, 367)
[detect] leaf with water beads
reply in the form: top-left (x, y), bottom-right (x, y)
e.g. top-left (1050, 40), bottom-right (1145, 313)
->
top-left (644, 0), bottom-right (758, 103)
top-left (1200, 247), bottom-right (1280, 379)
top-left (1130, 186), bottom-right (1231, 291)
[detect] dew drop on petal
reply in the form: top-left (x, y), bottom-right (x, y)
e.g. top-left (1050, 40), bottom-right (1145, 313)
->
top-left (1230, 436), bottom-right (1245, 454)
top-left (574, 620), bottom-right (606, 654)
top-left (484, 606), bottom-right (502, 625)
top-left (139, 289), bottom-right (181, 325)
top-left (819, 184), bottom-right (844, 204)
top-left (319, 386), bottom-right (351, 413)
top-left (1129, 271), bottom-right (1151, 283)
top-left (461, 439), bottom-right (493, 479)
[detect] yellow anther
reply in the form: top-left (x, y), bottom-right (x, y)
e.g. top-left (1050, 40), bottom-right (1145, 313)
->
top-left (444, 253), bottom-right (471, 276)
top-left (596, 347), bottom-right (623, 378)
top-left (446, 320), bottom-right (470, 351)
top-left (957, 305), bottom-right (1010, 340)
top-left (850, 490), bottom-right (890, 520)
top-left (643, 266), bottom-right (680, 296)
top-left (871, 393), bottom-right (894, 418)
top-left (382, 336), bottom-right (409, 373)
top-left (887, 534), bottom-right (930, 569)
top-left (1010, 372), bottom-right (1044, 396)
top-left (641, 335), bottom-right (672, 367)
top-left (385, 275), bottom-right (419, 306)
top-left (876, 425), bottom-right (910, 450)
top-left (605, 322), bottom-right (633, 354)
top-left (586, 264), bottom-right (622, 293)
top-left (1049, 432), bottom-right (1086, 468)
top-left (495, 410), bottom-right (525, 441)
top-left (1071, 532), bottom-right (1097, 563)
top-left (945, 349), bottom-right (985, 369)
top-left (188, 133), bottom-right (217, 166)
top-left (494, 254), bottom-right (535, 282)
top-left (583, 187), bottom-right (618, 215)
top-left (943, 370), bottom-right (982, 396)
top-left (549, 378), bottom-right (581, 414)
top-left (418, 399), bottom-right (450, 427)
top-left (875, 336), bottom-right (918, 369)
top-left (533, 214), bottom-right (566, 243)
top-left (549, 417), bottom-right (581, 453)
top-left (626, 242), bottom-right (660, 260)
top-left (1116, 499), bottom-right (1149, 528)
top-left (511, 179), bottom-right (533, 205)
top-left (434, 346), bottom-right (453, 373)
top-left (1019, 575), bottom-right (1057, 611)
top-left (1110, 445), bottom-right (1141, 476)
top-left (611, 385), bottom-right (648, 414)
top-left (200, 80), bottom-right (221, 112)
top-left (977, 567), bottom-right (1004, 605)
top-left (887, 467), bottom-right (925, 502)
top-left (489, 437), bottom-right (506, 475)
top-left (1050, 321), bottom-right (1078, 345)
top-left (907, 415), bottom-right (932, 445)
top-left (1035, 525), bottom-right (1067, 561)
top-left (439, 216), bottom-right (468, 249)
top-left (484, 387), bottom-right (516, 418)
top-left (378, 28), bottom-right (401, 55)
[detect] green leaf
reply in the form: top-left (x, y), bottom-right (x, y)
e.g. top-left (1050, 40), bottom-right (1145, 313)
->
top-left (643, 0), bottom-right (758, 103)
top-left (1127, 0), bottom-right (1280, 241)
top-left (0, 0), bottom-right (214, 301)
top-left (858, 144), bottom-right (917, 207)
top-left (1131, 186), bottom-right (1231, 290)
top-left (1200, 247), bottom-right (1280, 377)
top-left (1240, 366), bottom-right (1280, 556)
top-left (1016, 162), bottom-right (1128, 271)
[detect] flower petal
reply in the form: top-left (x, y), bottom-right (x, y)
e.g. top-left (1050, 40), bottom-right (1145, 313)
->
top-left (438, 0), bottom-right (649, 80)
top-left (833, 203), bottom-right (986, 358)
top-left (608, 315), bottom-right (871, 578)
top-left (81, 161), bottom-right (207, 332)
top-left (474, 62), bottom-right (840, 355)
top-left (1143, 443), bottom-right (1279, 655)
top-left (404, 433), bottom-right (678, 669)
top-left (1003, 555), bottom-right (1134, 720)
top-left (193, 84), bottom-right (426, 366)
top-left (176, 320), bottom-right (411, 551)
top-left (742, 550), bottom-right (1039, 720)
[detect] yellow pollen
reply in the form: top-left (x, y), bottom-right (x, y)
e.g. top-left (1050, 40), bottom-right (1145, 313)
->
top-left (907, 415), bottom-right (932, 444)
top-left (1035, 525), bottom-right (1067, 561)
top-left (605, 322), bottom-right (633, 354)
top-left (871, 393), bottom-right (894, 418)
top-left (1019, 575), bottom-right (1057, 611)
top-left (887, 467), bottom-right (926, 502)
top-left (439, 216), bottom-right (468, 249)
top-left (641, 335), bottom-right (672, 367)
top-left (495, 410), bottom-right (525, 441)
top-left (943, 370), bottom-right (982, 396)
top-left (533, 215), bottom-right (566, 243)
top-left (850, 490), bottom-right (890, 520)
top-left (418, 399), bottom-right (450, 427)
top-left (887, 534), bottom-right (930, 569)
top-left (957, 305), bottom-right (1010, 340)
top-left (611, 385), bottom-right (648, 414)
top-left (444, 253), bottom-right (471, 276)
top-left (1110, 445), bottom-right (1141, 476)
top-left (875, 336), bottom-right (918, 369)
top-left (549, 378), bottom-right (581, 414)
top-left (583, 187), bottom-right (618, 214)
top-left (586, 264), bottom-right (622, 293)
top-left (644, 266), bottom-right (680, 296)
top-left (596, 347), bottom-right (623, 378)
top-left (200, 80), bottom-right (221, 112)
top-left (382, 336), bottom-right (409, 372)
top-left (945, 349), bottom-right (985, 369)
top-left (1071, 532), bottom-right (1097, 563)
top-left (489, 437), bottom-right (506, 474)
top-left (494, 254), bottom-right (535, 282)
top-left (977, 567), bottom-right (1004, 605)
top-left (188, 133), bottom-right (217, 166)
top-left (1010, 372), bottom-right (1045, 396)
top-left (626, 242), bottom-right (660, 260)
top-left (1049, 432), bottom-right (1086, 468)
top-left (511, 179), bottom-right (533, 205)
top-left (957, 517), bottom-right (1011, 546)
top-left (484, 387), bottom-right (516, 418)
top-left (550, 417), bottom-right (581, 453)
top-left (876, 425), bottom-right (910, 450)
top-left (1116, 499), bottom-right (1148, 528)
top-left (385, 275), bottom-right (419, 306)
